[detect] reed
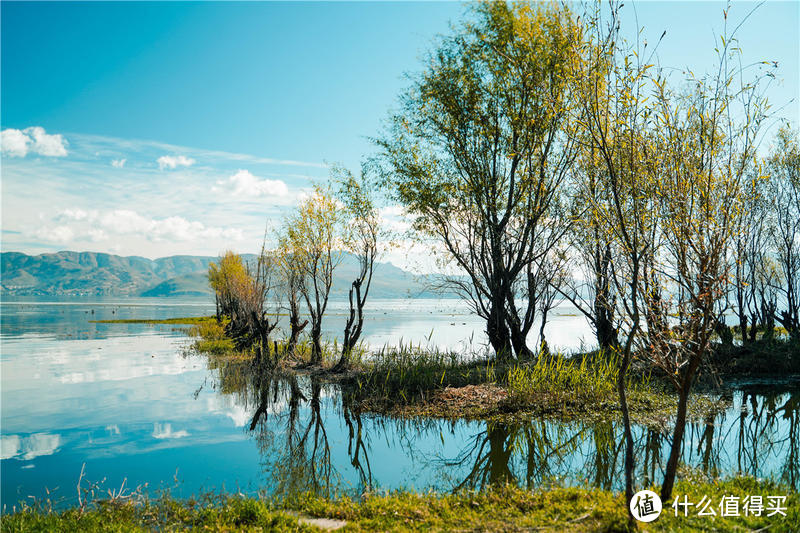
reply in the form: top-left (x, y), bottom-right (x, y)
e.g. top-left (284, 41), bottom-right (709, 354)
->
top-left (506, 351), bottom-right (647, 406)
top-left (354, 340), bottom-right (498, 404)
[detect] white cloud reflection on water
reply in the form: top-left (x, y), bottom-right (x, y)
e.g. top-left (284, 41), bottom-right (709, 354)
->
top-left (1, 433), bottom-right (62, 460)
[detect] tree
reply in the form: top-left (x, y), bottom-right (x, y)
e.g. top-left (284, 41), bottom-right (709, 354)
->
top-left (276, 233), bottom-right (309, 359)
top-left (208, 251), bottom-right (251, 322)
top-left (208, 248), bottom-right (280, 365)
top-left (644, 15), bottom-right (771, 500)
top-left (559, 140), bottom-right (621, 353)
top-left (287, 186), bottom-right (343, 364)
top-left (332, 164), bottom-right (383, 370)
top-left (730, 170), bottom-right (778, 343)
top-left (767, 126), bottom-right (800, 339)
top-left (569, 2), bottom-right (660, 510)
top-left (378, 1), bottom-right (581, 360)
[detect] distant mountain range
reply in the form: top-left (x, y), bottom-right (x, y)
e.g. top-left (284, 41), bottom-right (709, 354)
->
top-left (0, 251), bottom-right (437, 298)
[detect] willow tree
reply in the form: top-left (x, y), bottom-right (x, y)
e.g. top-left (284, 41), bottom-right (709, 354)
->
top-left (645, 19), bottom-right (772, 500)
top-left (332, 165), bottom-right (382, 370)
top-left (559, 136), bottom-right (621, 353)
top-left (286, 186), bottom-right (343, 364)
top-left (208, 249), bottom-right (280, 364)
top-left (767, 127), bottom-right (800, 338)
top-left (275, 233), bottom-right (308, 359)
top-left (569, 2), bottom-right (661, 509)
top-left (378, 1), bottom-right (581, 360)
top-left (730, 167), bottom-right (777, 343)
top-left (208, 250), bottom-right (251, 323)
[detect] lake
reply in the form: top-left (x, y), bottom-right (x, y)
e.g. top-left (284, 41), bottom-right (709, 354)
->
top-left (1, 297), bottom-right (797, 510)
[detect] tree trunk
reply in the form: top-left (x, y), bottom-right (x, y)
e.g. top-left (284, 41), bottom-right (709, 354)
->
top-left (310, 323), bottom-right (323, 364)
top-left (509, 324), bottom-right (534, 360)
top-left (336, 280), bottom-right (363, 371)
top-left (487, 301), bottom-right (513, 361)
top-left (287, 310), bottom-right (308, 358)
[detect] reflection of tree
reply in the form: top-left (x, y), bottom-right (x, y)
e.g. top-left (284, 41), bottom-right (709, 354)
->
top-left (640, 428), bottom-right (664, 488)
top-left (743, 389), bottom-right (800, 490)
top-left (255, 376), bottom-right (337, 498)
top-left (198, 352), bottom-right (799, 495)
top-left (781, 393), bottom-right (799, 488)
top-left (587, 421), bottom-right (622, 489)
top-left (681, 388), bottom-right (798, 491)
top-left (443, 421), bottom-right (595, 491)
top-left (342, 399), bottom-right (374, 492)
top-left (446, 422), bottom-right (515, 490)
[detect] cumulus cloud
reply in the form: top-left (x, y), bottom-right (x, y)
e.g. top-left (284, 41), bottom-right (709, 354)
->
top-left (215, 169), bottom-right (289, 197)
top-left (33, 225), bottom-right (75, 243)
top-left (1, 126), bottom-right (68, 157)
top-left (157, 154), bottom-right (195, 170)
top-left (51, 208), bottom-right (243, 243)
top-left (111, 158), bottom-right (126, 168)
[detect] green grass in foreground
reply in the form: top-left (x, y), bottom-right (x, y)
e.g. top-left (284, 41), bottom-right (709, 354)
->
top-left (3, 478), bottom-right (797, 532)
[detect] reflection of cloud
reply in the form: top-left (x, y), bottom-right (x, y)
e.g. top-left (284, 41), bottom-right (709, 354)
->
top-left (1, 435), bottom-right (21, 459)
top-left (205, 392), bottom-right (288, 427)
top-left (225, 405), bottom-right (250, 427)
top-left (152, 423), bottom-right (189, 439)
top-left (1, 433), bottom-right (62, 460)
top-left (106, 424), bottom-right (120, 435)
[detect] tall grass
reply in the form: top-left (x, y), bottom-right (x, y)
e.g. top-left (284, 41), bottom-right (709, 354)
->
top-left (507, 351), bottom-right (647, 405)
top-left (354, 341), bottom-right (498, 404)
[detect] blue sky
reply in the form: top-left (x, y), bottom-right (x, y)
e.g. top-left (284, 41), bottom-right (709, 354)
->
top-left (1, 1), bottom-right (798, 267)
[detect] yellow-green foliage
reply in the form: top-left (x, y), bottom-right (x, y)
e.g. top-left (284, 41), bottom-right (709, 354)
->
top-left (190, 320), bottom-right (234, 355)
top-left (507, 352), bottom-right (643, 406)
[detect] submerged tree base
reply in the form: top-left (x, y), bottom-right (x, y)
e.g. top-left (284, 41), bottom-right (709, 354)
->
top-left (3, 478), bottom-right (798, 532)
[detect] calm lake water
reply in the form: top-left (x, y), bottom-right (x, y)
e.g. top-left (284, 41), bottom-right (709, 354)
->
top-left (1, 297), bottom-right (797, 510)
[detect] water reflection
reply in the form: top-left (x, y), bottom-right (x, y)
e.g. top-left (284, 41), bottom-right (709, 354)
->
top-left (206, 355), bottom-right (799, 498)
top-left (1, 300), bottom-right (796, 510)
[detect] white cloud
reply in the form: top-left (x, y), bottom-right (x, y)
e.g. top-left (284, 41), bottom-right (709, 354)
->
top-left (1, 127), bottom-right (68, 157)
top-left (33, 225), bottom-right (75, 243)
top-left (58, 208), bottom-right (96, 222)
top-left (157, 154), bottom-right (195, 170)
top-left (51, 208), bottom-right (244, 244)
top-left (87, 228), bottom-right (108, 242)
top-left (152, 423), bottom-right (189, 439)
top-left (379, 204), bottom-right (413, 233)
top-left (1, 129), bottom-right (30, 157)
top-left (111, 158), bottom-right (126, 168)
top-left (216, 169), bottom-right (289, 197)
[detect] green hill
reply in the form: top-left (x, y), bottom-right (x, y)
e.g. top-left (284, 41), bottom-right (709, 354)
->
top-left (0, 251), bottom-right (436, 298)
